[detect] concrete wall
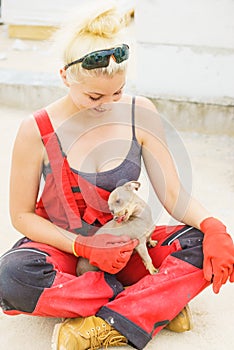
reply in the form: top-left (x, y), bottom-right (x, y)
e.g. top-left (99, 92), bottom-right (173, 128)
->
top-left (2, 0), bottom-right (135, 25)
top-left (1, 0), bottom-right (234, 134)
top-left (2, 0), bottom-right (78, 25)
top-left (3, 0), bottom-right (233, 105)
top-left (135, 0), bottom-right (234, 105)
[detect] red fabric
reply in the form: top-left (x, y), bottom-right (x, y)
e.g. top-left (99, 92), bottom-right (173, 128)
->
top-left (34, 109), bottom-right (112, 233)
top-left (3, 241), bottom-right (115, 318)
top-left (116, 225), bottom-right (184, 285)
top-left (3, 225), bottom-right (209, 327)
top-left (105, 254), bottom-right (209, 338)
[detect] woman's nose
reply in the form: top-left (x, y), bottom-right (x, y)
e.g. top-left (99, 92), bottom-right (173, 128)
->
top-left (102, 96), bottom-right (114, 103)
top-left (102, 94), bottom-right (121, 104)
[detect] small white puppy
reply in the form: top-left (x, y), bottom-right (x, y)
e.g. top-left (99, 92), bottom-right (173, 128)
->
top-left (77, 181), bottom-right (158, 276)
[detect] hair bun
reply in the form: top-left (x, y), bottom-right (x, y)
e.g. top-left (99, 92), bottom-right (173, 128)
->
top-left (82, 7), bottom-right (121, 38)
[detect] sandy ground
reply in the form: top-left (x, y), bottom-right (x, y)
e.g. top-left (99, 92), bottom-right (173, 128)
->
top-left (0, 104), bottom-right (234, 350)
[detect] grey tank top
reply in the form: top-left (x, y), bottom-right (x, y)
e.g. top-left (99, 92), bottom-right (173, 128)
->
top-left (43, 97), bottom-right (142, 192)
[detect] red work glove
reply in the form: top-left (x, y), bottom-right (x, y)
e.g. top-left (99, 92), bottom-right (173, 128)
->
top-left (201, 217), bottom-right (234, 293)
top-left (73, 234), bottom-right (138, 274)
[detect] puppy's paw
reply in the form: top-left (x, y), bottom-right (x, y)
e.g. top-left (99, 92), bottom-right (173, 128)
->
top-left (148, 239), bottom-right (158, 248)
top-left (146, 262), bottom-right (159, 275)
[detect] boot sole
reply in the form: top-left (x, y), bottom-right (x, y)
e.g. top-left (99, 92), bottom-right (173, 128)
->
top-left (51, 322), bottom-right (63, 350)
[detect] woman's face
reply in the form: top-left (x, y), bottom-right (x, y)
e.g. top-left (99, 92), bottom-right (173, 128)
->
top-left (61, 69), bottom-right (126, 111)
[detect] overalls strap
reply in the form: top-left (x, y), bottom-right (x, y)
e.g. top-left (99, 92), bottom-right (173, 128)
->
top-left (34, 109), bottom-right (82, 229)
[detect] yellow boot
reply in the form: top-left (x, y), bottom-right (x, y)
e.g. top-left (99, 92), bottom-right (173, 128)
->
top-left (52, 306), bottom-right (192, 349)
top-left (165, 305), bottom-right (193, 333)
top-left (51, 316), bottom-right (127, 350)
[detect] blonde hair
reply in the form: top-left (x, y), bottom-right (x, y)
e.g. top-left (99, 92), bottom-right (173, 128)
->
top-left (56, 1), bottom-right (130, 81)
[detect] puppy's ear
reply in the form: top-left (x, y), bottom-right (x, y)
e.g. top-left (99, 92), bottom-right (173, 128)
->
top-left (124, 181), bottom-right (141, 191)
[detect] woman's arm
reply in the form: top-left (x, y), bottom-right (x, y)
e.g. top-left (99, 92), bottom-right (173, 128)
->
top-left (135, 96), bottom-right (234, 293)
top-left (9, 116), bottom-right (76, 253)
top-left (135, 96), bottom-right (210, 229)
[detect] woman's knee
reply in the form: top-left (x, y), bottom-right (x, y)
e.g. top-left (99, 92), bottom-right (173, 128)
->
top-left (171, 227), bottom-right (204, 269)
top-left (0, 248), bottom-right (56, 313)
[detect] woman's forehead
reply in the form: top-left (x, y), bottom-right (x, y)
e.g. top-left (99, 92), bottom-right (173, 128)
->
top-left (81, 73), bottom-right (126, 93)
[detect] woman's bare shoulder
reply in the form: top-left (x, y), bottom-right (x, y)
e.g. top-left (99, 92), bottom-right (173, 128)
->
top-left (121, 94), bottom-right (158, 111)
top-left (128, 95), bottom-right (165, 143)
top-left (135, 95), bottom-right (158, 112)
top-left (14, 114), bottom-right (42, 149)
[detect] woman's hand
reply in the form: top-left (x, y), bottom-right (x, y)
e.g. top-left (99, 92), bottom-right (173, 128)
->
top-left (73, 234), bottom-right (138, 274)
top-left (201, 217), bottom-right (234, 293)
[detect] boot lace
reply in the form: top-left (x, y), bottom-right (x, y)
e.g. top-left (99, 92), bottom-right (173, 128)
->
top-left (87, 323), bottom-right (127, 349)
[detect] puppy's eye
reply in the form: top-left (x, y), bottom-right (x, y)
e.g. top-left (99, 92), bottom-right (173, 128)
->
top-left (115, 199), bottom-right (121, 205)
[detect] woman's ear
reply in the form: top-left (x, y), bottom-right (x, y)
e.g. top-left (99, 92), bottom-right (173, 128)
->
top-left (60, 68), bottom-right (70, 87)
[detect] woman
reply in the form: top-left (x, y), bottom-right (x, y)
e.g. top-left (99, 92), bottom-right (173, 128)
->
top-left (0, 3), bottom-right (234, 350)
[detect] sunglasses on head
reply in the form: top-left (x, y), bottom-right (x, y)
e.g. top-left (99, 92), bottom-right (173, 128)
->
top-left (64, 44), bottom-right (129, 71)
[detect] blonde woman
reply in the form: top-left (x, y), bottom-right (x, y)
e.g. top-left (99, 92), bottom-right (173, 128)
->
top-left (0, 2), bottom-right (234, 349)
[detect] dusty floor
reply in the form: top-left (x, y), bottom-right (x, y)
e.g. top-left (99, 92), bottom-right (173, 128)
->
top-left (0, 105), bottom-right (234, 350)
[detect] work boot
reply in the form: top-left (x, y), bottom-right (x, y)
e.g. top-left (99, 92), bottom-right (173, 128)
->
top-left (51, 316), bottom-right (128, 350)
top-left (165, 305), bottom-right (192, 333)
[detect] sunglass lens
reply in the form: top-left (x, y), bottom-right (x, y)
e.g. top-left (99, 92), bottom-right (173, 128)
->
top-left (82, 52), bottom-right (110, 70)
top-left (114, 45), bottom-right (129, 63)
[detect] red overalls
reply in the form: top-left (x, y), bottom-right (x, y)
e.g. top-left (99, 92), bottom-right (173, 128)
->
top-left (0, 109), bottom-right (209, 350)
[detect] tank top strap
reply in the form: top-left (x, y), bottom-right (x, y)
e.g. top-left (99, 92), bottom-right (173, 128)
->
top-left (131, 96), bottom-right (137, 140)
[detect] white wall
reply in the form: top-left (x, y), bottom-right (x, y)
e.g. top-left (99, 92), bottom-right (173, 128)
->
top-left (2, 0), bottom-right (234, 104)
top-left (2, 0), bottom-right (135, 25)
top-left (135, 0), bottom-right (234, 104)
top-left (2, 0), bottom-right (84, 25)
